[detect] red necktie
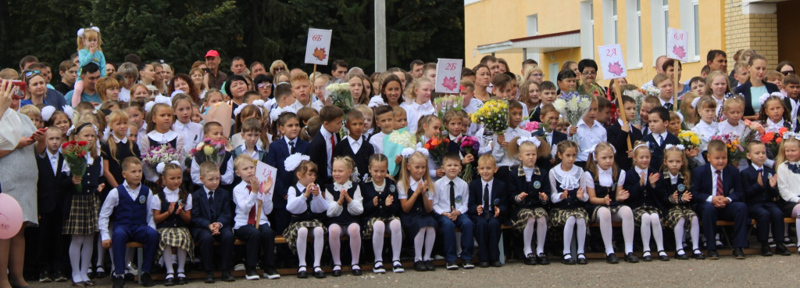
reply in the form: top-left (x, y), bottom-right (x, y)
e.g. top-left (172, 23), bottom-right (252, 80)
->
top-left (715, 170), bottom-right (723, 197)
top-left (246, 185), bottom-right (257, 225)
top-left (329, 134), bottom-right (336, 167)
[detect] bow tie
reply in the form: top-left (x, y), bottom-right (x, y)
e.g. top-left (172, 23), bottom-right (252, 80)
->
top-left (789, 163), bottom-right (800, 174)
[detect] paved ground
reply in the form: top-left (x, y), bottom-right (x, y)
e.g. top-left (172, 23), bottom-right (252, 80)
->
top-left (30, 255), bottom-right (800, 287)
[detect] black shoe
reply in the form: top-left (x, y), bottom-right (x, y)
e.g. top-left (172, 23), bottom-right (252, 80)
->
top-left (245, 268), bottom-right (259, 280)
top-left (222, 271), bottom-right (235, 282)
top-left (313, 267), bottom-right (326, 278)
top-left (776, 243), bottom-right (792, 256)
top-left (491, 261), bottom-right (502, 267)
top-left (642, 251), bottom-right (653, 262)
top-left (112, 276), bottom-right (125, 288)
top-left (537, 253), bottom-right (550, 265)
top-left (446, 261), bottom-right (459, 269)
top-left (707, 250), bottom-right (719, 260)
top-left (658, 251), bottom-right (670, 261)
top-left (140, 273), bottom-right (155, 287)
top-left (176, 275), bottom-right (187, 285)
top-left (331, 265), bottom-right (342, 277)
top-left (164, 274), bottom-right (175, 287)
top-left (624, 252), bottom-right (639, 263)
top-left (576, 254), bottom-right (587, 265)
top-left (204, 272), bottom-right (215, 283)
top-left (352, 265), bottom-right (362, 276)
top-left (95, 268), bottom-right (107, 279)
top-left (693, 249), bottom-right (706, 260)
top-left (479, 261), bottom-right (490, 268)
top-left (524, 253), bottom-right (536, 265)
top-left (53, 271), bottom-right (68, 282)
top-left (606, 253), bottom-right (619, 264)
top-left (562, 254), bottom-right (576, 265)
top-left (263, 267), bottom-right (280, 280)
top-left (675, 250), bottom-right (689, 260)
top-left (424, 260), bottom-right (435, 271)
top-left (414, 261), bottom-right (426, 271)
top-left (761, 244), bottom-right (774, 256)
top-left (39, 271), bottom-right (52, 283)
top-left (87, 269), bottom-right (95, 280)
top-left (297, 266), bottom-right (308, 279)
top-left (733, 248), bottom-right (746, 259)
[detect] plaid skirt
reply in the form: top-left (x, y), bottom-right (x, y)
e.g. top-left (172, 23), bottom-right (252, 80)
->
top-left (633, 205), bottom-right (662, 227)
top-left (362, 216), bottom-right (402, 240)
top-left (548, 208), bottom-right (588, 227)
top-left (588, 205), bottom-right (625, 223)
top-left (512, 208), bottom-right (548, 232)
top-left (63, 194), bottom-right (99, 235)
top-left (157, 227), bottom-right (194, 260)
top-left (663, 205), bottom-right (697, 230)
top-left (283, 219), bottom-right (327, 253)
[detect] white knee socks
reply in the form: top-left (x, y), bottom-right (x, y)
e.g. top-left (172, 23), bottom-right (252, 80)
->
top-left (297, 228), bottom-right (308, 267)
top-left (598, 208), bottom-right (614, 254)
top-left (674, 218), bottom-right (686, 254)
top-left (424, 227), bottom-right (436, 261)
top-left (691, 216), bottom-right (700, 250)
top-left (164, 245), bottom-right (175, 275)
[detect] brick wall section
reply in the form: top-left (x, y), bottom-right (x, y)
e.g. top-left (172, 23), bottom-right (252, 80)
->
top-left (725, 1), bottom-right (779, 66)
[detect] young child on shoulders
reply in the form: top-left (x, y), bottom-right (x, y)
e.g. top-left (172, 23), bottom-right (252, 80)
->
top-left (655, 145), bottom-right (704, 260)
top-left (360, 155), bottom-right (404, 273)
top-left (432, 152), bottom-right (475, 270)
top-left (624, 142), bottom-right (668, 261)
top-left (742, 141), bottom-right (790, 256)
top-left (506, 136), bottom-right (551, 265)
top-left (547, 141), bottom-right (589, 265)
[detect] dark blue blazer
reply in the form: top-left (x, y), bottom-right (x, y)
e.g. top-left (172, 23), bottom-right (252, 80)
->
top-left (308, 131), bottom-right (340, 186)
top-left (734, 80), bottom-right (780, 117)
top-left (190, 187), bottom-right (234, 230)
top-left (506, 165), bottom-right (549, 213)
top-left (782, 97), bottom-right (800, 132)
top-left (690, 164), bottom-right (744, 206)
top-left (740, 165), bottom-right (779, 205)
top-left (606, 122), bottom-right (643, 171)
top-left (641, 132), bottom-right (679, 171)
top-left (467, 179), bottom-right (508, 220)
top-left (623, 167), bottom-right (664, 212)
top-left (654, 172), bottom-right (690, 210)
top-left (36, 152), bottom-right (64, 214)
top-left (266, 137), bottom-right (309, 201)
top-left (361, 178), bottom-right (401, 219)
top-left (528, 105), bottom-right (541, 122)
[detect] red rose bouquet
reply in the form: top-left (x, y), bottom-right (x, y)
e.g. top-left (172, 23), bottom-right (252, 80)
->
top-left (62, 140), bottom-right (91, 192)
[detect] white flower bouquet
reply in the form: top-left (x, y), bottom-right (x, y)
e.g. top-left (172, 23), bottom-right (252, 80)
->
top-left (552, 91), bottom-right (593, 127)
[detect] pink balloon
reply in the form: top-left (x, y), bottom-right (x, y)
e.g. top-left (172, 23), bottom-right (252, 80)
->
top-left (0, 194), bottom-right (23, 239)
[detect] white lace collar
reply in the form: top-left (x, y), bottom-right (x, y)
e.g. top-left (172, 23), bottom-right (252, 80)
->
top-left (334, 180), bottom-right (353, 191)
top-left (552, 164), bottom-right (583, 190)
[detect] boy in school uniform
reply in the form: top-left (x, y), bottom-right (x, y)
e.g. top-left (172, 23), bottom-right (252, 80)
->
top-left (191, 162), bottom-right (236, 283)
top-left (741, 141), bottom-right (791, 256)
top-left (308, 105), bottom-right (344, 186)
top-left (782, 74), bottom-right (800, 130)
top-left (191, 122), bottom-right (235, 190)
top-left (232, 118), bottom-right (267, 162)
top-left (641, 107), bottom-right (679, 171)
top-left (36, 127), bottom-right (68, 282)
top-left (492, 100), bottom-right (526, 181)
top-left (433, 152), bottom-right (475, 270)
top-left (569, 95), bottom-right (606, 168)
top-left (468, 154), bottom-right (508, 267)
top-left (690, 140), bottom-right (749, 260)
top-left (639, 96), bottom-right (660, 136)
top-left (653, 74), bottom-right (677, 110)
top-left (232, 155), bottom-right (279, 280)
top-left (532, 104), bottom-right (567, 171)
top-left (607, 95), bottom-right (643, 171)
top-left (98, 157), bottom-right (159, 288)
top-left (334, 110), bottom-right (374, 182)
top-left (268, 82), bottom-right (299, 121)
top-left (370, 105), bottom-right (394, 155)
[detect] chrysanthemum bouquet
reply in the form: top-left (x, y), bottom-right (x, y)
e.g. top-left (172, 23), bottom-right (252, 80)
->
top-left (434, 95), bottom-right (463, 120)
top-left (471, 99), bottom-right (509, 134)
top-left (677, 130), bottom-right (701, 150)
top-left (190, 139), bottom-right (226, 167)
top-left (552, 91), bottom-right (593, 128)
top-left (326, 82), bottom-right (353, 115)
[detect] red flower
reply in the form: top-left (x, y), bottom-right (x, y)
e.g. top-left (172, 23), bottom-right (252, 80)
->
top-left (62, 142), bottom-right (70, 149)
top-left (69, 140), bottom-right (76, 145)
top-left (77, 141), bottom-right (88, 146)
top-left (424, 144), bottom-right (432, 150)
top-left (779, 127), bottom-right (789, 135)
top-left (776, 137), bottom-right (783, 144)
top-left (77, 151), bottom-right (86, 158)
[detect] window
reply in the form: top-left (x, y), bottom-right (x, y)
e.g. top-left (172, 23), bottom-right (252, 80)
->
top-left (602, 0), bottom-right (618, 45)
top-left (680, 0), bottom-right (701, 61)
top-left (626, 0), bottom-right (643, 68)
top-left (526, 14), bottom-right (540, 63)
top-left (550, 63), bottom-right (559, 83)
top-left (650, 0), bottom-right (668, 65)
top-left (580, 1), bottom-right (595, 59)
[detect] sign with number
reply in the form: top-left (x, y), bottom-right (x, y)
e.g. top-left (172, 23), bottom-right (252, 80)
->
top-left (435, 58), bottom-right (463, 93)
top-left (597, 44), bottom-right (627, 79)
top-left (667, 28), bottom-right (688, 61)
top-left (304, 28), bottom-right (333, 65)
top-left (255, 161), bottom-right (278, 196)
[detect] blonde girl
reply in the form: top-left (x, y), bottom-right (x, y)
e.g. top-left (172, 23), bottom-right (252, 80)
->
top-left (171, 94), bottom-right (203, 153)
top-left (584, 142), bottom-right (638, 263)
top-left (657, 145), bottom-right (703, 259)
top-left (102, 111), bottom-right (140, 189)
top-left (360, 154), bottom-right (403, 273)
top-left (201, 89), bottom-right (225, 114)
top-left (401, 77), bottom-right (435, 133)
top-left (691, 96), bottom-right (719, 165)
top-left (777, 134), bottom-right (800, 249)
top-left (151, 163), bottom-right (193, 284)
top-left (139, 103), bottom-right (184, 183)
top-left (519, 80), bottom-right (541, 120)
top-left (72, 27), bottom-right (107, 107)
top-left (324, 156), bottom-right (365, 276)
top-left (398, 149), bottom-right (437, 271)
top-left (718, 96), bottom-right (750, 169)
top-left (415, 115), bottom-right (444, 179)
top-left (703, 71), bottom-right (731, 121)
top-left (624, 141), bottom-right (668, 261)
top-left (679, 92), bottom-right (700, 129)
top-left (506, 136), bottom-right (551, 264)
top-left (548, 141), bottom-right (589, 265)
top-left (283, 157), bottom-right (328, 278)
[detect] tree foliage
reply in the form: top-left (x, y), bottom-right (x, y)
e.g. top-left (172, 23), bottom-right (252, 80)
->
top-left (0, 0), bottom-right (463, 76)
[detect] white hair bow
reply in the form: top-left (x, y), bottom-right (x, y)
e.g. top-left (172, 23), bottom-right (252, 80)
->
top-left (783, 131), bottom-right (800, 141)
top-left (583, 143), bottom-right (616, 160)
top-left (401, 143), bottom-right (429, 158)
top-left (154, 95), bottom-right (172, 106)
top-left (759, 92), bottom-right (785, 106)
top-left (665, 144), bottom-right (685, 150)
top-left (233, 103), bottom-right (248, 117)
top-left (170, 90), bottom-right (185, 98)
top-left (144, 101), bottom-right (156, 113)
top-left (516, 136), bottom-right (541, 148)
top-left (284, 153), bottom-right (311, 172)
top-left (156, 160), bottom-right (182, 175)
top-left (41, 106), bottom-right (56, 122)
top-left (251, 99), bottom-right (265, 108)
top-left (66, 123), bottom-right (98, 137)
top-left (77, 26), bottom-right (100, 37)
top-left (63, 105), bottom-right (74, 120)
top-left (691, 97), bottom-right (701, 109)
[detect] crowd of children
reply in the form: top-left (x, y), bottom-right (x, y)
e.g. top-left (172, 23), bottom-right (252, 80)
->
top-left (6, 37), bottom-right (800, 288)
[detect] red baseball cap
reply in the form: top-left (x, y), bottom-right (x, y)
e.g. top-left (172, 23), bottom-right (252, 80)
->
top-left (205, 50), bottom-right (220, 58)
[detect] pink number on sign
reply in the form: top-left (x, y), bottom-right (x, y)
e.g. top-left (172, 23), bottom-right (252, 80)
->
top-left (445, 63), bottom-right (456, 70)
top-left (606, 49), bottom-right (617, 57)
top-left (312, 35), bottom-right (322, 41)
top-left (674, 33), bottom-right (684, 40)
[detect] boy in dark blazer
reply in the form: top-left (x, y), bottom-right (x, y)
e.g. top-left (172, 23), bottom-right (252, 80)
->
top-left (191, 162), bottom-right (236, 283)
top-left (468, 155), bottom-right (507, 267)
top-left (690, 140), bottom-right (748, 260)
top-left (741, 141), bottom-right (790, 256)
top-left (36, 127), bottom-right (68, 282)
top-left (641, 107), bottom-right (679, 171)
top-left (266, 112), bottom-right (309, 234)
top-left (532, 104), bottom-right (567, 171)
top-left (607, 95), bottom-right (643, 171)
top-left (333, 110), bottom-right (374, 182)
top-left (308, 105), bottom-right (344, 187)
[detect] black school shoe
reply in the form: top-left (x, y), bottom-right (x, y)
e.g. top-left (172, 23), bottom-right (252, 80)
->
top-left (562, 254), bottom-right (576, 265)
top-left (733, 248), bottom-right (746, 259)
top-left (95, 267), bottom-right (107, 279)
top-left (776, 243), bottom-right (792, 256)
top-left (140, 273), bottom-right (155, 287)
top-left (313, 267), bottom-right (326, 278)
top-left (176, 274), bottom-right (187, 285)
top-left (352, 264), bottom-right (362, 276)
top-left (693, 249), bottom-right (706, 260)
top-left (707, 250), bottom-right (719, 260)
top-left (761, 244), bottom-right (774, 256)
top-left (297, 266), bottom-right (308, 279)
top-left (524, 253), bottom-right (536, 265)
top-left (204, 272), bottom-right (215, 283)
top-left (537, 253), bottom-right (550, 265)
top-left (576, 254), bottom-right (588, 265)
top-left (424, 260), bottom-right (435, 271)
top-left (414, 261), bottom-right (426, 271)
top-left (164, 274), bottom-right (176, 286)
top-left (675, 250), bottom-right (689, 260)
top-left (112, 276), bottom-right (125, 288)
top-left (658, 251), bottom-right (670, 261)
top-left (331, 265), bottom-right (342, 277)
top-left (606, 253), bottom-right (619, 264)
top-left (221, 271), bottom-right (235, 282)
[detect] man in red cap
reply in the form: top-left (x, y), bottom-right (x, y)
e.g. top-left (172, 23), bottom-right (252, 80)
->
top-left (205, 50), bottom-right (227, 90)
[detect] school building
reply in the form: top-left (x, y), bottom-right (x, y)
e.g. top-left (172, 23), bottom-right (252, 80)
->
top-left (465, 0), bottom-right (800, 86)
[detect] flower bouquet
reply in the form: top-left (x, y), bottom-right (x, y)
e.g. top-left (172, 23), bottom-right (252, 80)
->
top-left (759, 126), bottom-right (788, 159)
top-left (677, 130), bottom-right (701, 150)
top-left (326, 82), bottom-right (353, 115)
top-left (623, 88), bottom-right (646, 125)
top-left (62, 140), bottom-right (91, 193)
top-left (471, 99), bottom-right (509, 134)
top-left (424, 135), bottom-right (450, 167)
top-left (434, 95), bottom-right (463, 120)
top-left (710, 133), bottom-right (745, 167)
top-left (458, 136), bottom-right (480, 183)
top-left (384, 127), bottom-right (417, 176)
top-left (190, 139), bottom-right (226, 167)
top-left (552, 91), bottom-right (593, 143)
top-left (142, 144), bottom-right (183, 173)
top-left (520, 121), bottom-right (541, 133)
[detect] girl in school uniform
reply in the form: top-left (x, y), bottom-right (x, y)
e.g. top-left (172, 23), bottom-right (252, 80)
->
top-left (415, 115), bottom-right (444, 181)
top-left (656, 145), bottom-right (704, 259)
top-left (398, 148), bottom-right (437, 271)
top-left (584, 142), bottom-right (638, 264)
top-left (506, 136), bottom-right (551, 265)
top-left (62, 122), bottom-right (106, 286)
top-left (624, 142), bottom-right (668, 261)
top-left (776, 134), bottom-right (800, 251)
top-left (360, 154), bottom-right (404, 273)
top-left (759, 94), bottom-right (792, 168)
top-left (324, 156), bottom-right (365, 276)
top-left (139, 103), bottom-right (185, 185)
top-left (547, 141), bottom-right (590, 265)
top-left (283, 155), bottom-right (329, 279)
top-left (691, 96), bottom-right (720, 166)
top-left (151, 163), bottom-right (193, 285)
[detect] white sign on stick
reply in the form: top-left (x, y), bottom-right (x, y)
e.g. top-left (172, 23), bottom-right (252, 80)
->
top-left (435, 58), bottom-right (463, 93)
top-left (597, 44), bottom-right (627, 79)
top-left (304, 28), bottom-right (333, 65)
top-left (255, 161), bottom-right (278, 196)
top-left (667, 28), bottom-right (688, 61)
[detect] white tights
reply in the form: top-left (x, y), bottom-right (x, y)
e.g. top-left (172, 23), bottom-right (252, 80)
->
top-left (561, 217), bottom-right (586, 258)
top-left (329, 223), bottom-right (361, 267)
top-left (162, 246), bottom-right (187, 275)
top-left (673, 216), bottom-right (700, 254)
top-left (69, 234), bottom-right (94, 283)
top-left (522, 217), bottom-right (547, 255)
top-left (372, 220), bottom-right (402, 262)
top-left (414, 227), bottom-right (436, 262)
top-left (791, 205), bottom-right (800, 246)
top-left (597, 206), bottom-right (635, 254)
top-left (296, 227), bottom-right (325, 269)
top-left (640, 213), bottom-right (665, 253)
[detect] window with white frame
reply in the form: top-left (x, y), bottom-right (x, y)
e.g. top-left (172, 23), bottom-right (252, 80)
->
top-left (602, 0), bottom-right (618, 45)
top-left (650, 0), bottom-right (668, 65)
top-left (625, 0), bottom-right (642, 68)
top-left (679, 0), bottom-right (700, 61)
top-left (526, 14), bottom-right (540, 63)
top-left (580, 1), bottom-right (594, 59)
